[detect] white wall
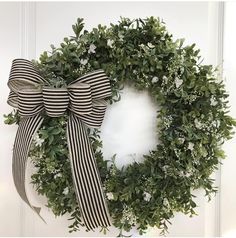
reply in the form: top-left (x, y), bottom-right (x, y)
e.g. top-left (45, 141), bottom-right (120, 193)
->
top-left (0, 2), bottom-right (232, 237)
top-left (221, 2), bottom-right (236, 237)
top-left (0, 3), bottom-right (24, 236)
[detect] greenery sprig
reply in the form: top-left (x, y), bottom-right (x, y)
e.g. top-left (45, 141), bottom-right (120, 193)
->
top-left (4, 17), bottom-right (236, 236)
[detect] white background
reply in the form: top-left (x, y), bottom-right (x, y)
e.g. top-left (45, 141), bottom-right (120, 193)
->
top-left (0, 1), bottom-right (235, 237)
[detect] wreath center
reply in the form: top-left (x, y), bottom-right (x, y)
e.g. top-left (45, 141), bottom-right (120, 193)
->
top-left (100, 86), bottom-right (158, 169)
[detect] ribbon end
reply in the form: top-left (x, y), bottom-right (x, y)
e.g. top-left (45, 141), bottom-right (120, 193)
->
top-left (32, 206), bottom-right (47, 224)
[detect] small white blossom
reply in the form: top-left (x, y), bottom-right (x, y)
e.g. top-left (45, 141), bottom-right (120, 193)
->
top-left (161, 36), bottom-right (165, 41)
top-left (80, 58), bottom-right (88, 65)
top-left (140, 43), bottom-right (145, 48)
top-left (106, 192), bottom-right (114, 200)
top-left (152, 76), bottom-right (159, 84)
top-left (63, 187), bottom-right (69, 195)
top-left (175, 77), bottom-right (183, 88)
top-left (163, 198), bottom-right (170, 207)
top-left (210, 97), bottom-right (218, 106)
top-left (162, 75), bottom-right (168, 84)
top-left (179, 137), bottom-right (185, 144)
top-left (163, 115), bottom-right (173, 128)
top-left (179, 171), bottom-right (185, 177)
top-left (185, 172), bottom-right (192, 177)
top-left (188, 95), bottom-right (198, 103)
top-left (188, 142), bottom-right (194, 151)
top-left (120, 205), bottom-right (137, 225)
top-left (212, 119), bottom-right (221, 128)
top-left (107, 39), bottom-right (114, 48)
top-left (33, 133), bottom-right (44, 147)
top-left (194, 119), bottom-right (203, 129)
top-left (143, 191), bottom-right (152, 202)
top-left (147, 42), bottom-right (155, 48)
top-left (88, 44), bottom-right (96, 54)
top-left (54, 173), bottom-right (62, 179)
top-left (173, 148), bottom-right (179, 157)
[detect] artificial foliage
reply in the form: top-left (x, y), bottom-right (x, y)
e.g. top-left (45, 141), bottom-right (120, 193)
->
top-left (4, 17), bottom-right (236, 236)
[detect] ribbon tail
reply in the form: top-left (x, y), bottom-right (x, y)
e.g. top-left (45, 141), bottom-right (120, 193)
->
top-left (12, 114), bottom-right (46, 223)
top-left (67, 114), bottom-right (111, 230)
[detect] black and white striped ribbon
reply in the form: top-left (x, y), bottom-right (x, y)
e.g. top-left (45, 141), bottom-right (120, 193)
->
top-left (7, 59), bottom-right (111, 230)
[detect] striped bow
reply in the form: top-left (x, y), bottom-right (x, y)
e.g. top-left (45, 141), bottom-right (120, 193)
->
top-left (7, 58), bottom-right (111, 230)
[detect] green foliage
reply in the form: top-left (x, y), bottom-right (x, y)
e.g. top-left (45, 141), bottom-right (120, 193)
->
top-left (4, 17), bottom-right (236, 236)
top-left (4, 110), bottom-right (20, 125)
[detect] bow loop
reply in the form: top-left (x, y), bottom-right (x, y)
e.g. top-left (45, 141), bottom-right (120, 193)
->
top-left (8, 59), bottom-right (47, 93)
top-left (70, 69), bottom-right (112, 100)
top-left (7, 91), bottom-right (18, 108)
top-left (68, 69), bottom-right (112, 127)
top-left (18, 89), bottom-right (43, 117)
top-left (7, 59), bottom-right (47, 111)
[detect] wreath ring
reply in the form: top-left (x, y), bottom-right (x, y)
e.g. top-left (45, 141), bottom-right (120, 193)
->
top-left (4, 17), bottom-right (235, 236)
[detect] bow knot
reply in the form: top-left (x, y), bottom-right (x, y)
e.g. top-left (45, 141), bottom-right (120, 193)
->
top-left (42, 87), bottom-right (69, 117)
top-left (7, 59), bottom-right (112, 230)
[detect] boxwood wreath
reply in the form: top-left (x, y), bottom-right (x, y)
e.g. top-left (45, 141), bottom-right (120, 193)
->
top-left (4, 17), bottom-right (236, 236)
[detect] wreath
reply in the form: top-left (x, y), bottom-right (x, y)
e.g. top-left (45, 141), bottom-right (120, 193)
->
top-left (4, 17), bottom-right (236, 236)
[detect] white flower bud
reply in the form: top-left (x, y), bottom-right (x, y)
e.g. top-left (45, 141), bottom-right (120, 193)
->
top-left (107, 39), bottom-right (114, 48)
top-left (188, 142), bottom-right (194, 151)
top-left (88, 44), bottom-right (96, 54)
top-left (80, 59), bottom-right (88, 65)
top-left (175, 77), bottom-right (183, 88)
top-left (147, 42), bottom-right (155, 48)
top-left (143, 191), bottom-right (152, 202)
top-left (63, 187), bottom-right (69, 195)
top-left (151, 76), bottom-right (159, 84)
top-left (210, 97), bottom-right (217, 106)
top-left (33, 133), bottom-right (44, 147)
top-left (106, 192), bottom-right (114, 200)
